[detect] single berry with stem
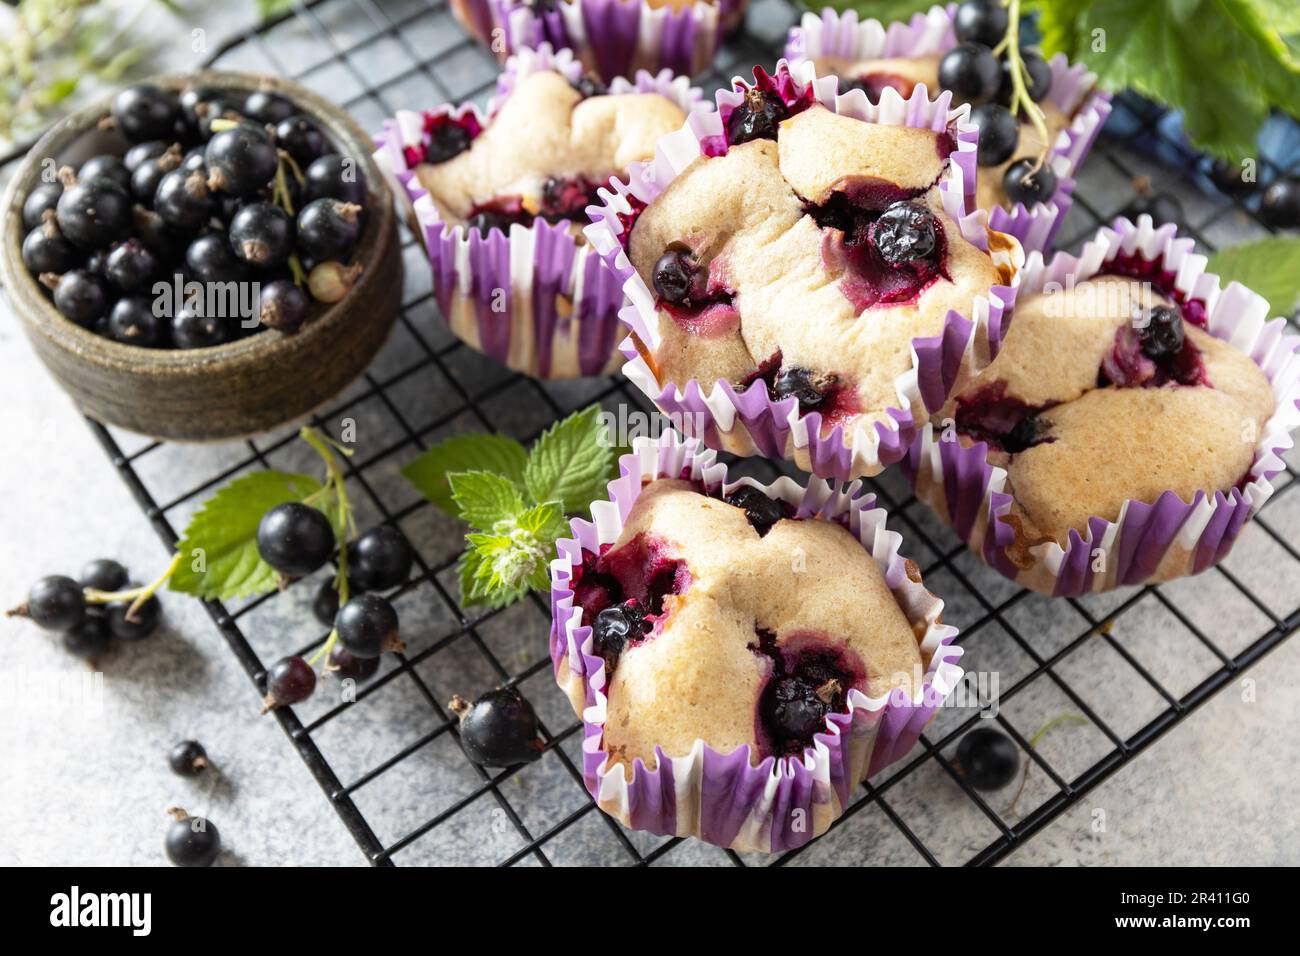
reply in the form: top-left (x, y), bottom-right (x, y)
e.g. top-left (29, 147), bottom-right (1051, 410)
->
top-left (335, 593), bottom-right (405, 659)
top-left (164, 809), bottom-right (221, 867)
top-left (258, 278), bottom-right (308, 332)
top-left (1014, 49), bottom-right (1053, 103)
top-left (938, 42), bottom-right (1001, 105)
top-left (954, 726), bottom-right (1020, 790)
top-left (8, 575), bottom-right (86, 631)
top-left (229, 201), bottom-right (295, 268)
top-left (326, 643), bottom-right (381, 682)
top-left (726, 88), bottom-right (788, 146)
top-left (80, 559), bottom-right (129, 592)
top-left (296, 198), bottom-right (362, 261)
top-left (953, 0), bottom-right (1009, 47)
top-left (1003, 158), bottom-right (1057, 205)
top-left (261, 655), bottom-right (317, 712)
top-left (347, 525), bottom-right (413, 592)
top-left (205, 124), bottom-right (279, 197)
top-left (106, 592), bottom-right (162, 641)
top-left (169, 740), bottom-right (209, 776)
top-left (56, 178), bottom-right (132, 248)
top-left (450, 687), bottom-right (545, 767)
top-left (63, 616), bottom-right (112, 660)
top-left (256, 502), bottom-right (335, 578)
top-left (724, 484), bottom-right (785, 536)
top-left (112, 85), bottom-right (181, 143)
top-left (153, 167), bottom-right (214, 231)
top-left (969, 103), bottom-right (1020, 166)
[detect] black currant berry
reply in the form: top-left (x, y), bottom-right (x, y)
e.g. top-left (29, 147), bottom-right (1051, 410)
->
top-left (335, 593), bottom-right (404, 659)
top-left (450, 687), bottom-right (545, 767)
top-left (768, 676), bottom-right (829, 745)
top-left (11, 575), bottom-right (86, 631)
top-left (257, 502), bottom-right (335, 577)
top-left (164, 812), bottom-right (221, 867)
top-left (1137, 305), bottom-right (1184, 359)
top-left (771, 366), bottom-right (826, 412)
top-left (229, 201), bottom-right (295, 268)
top-left (169, 740), bottom-right (209, 776)
top-left (724, 484), bottom-right (785, 536)
top-left (63, 616), bottom-right (112, 660)
top-left (243, 89), bottom-right (296, 125)
top-left (106, 593), bottom-right (161, 641)
top-left (304, 153), bottom-right (366, 205)
top-left (652, 249), bottom-right (698, 304)
top-left (869, 200), bottom-right (939, 265)
top-left (23, 182), bottom-right (63, 229)
top-left (425, 121), bottom-right (471, 164)
top-left (327, 643), bottom-right (380, 681)
top-left (153, 168), bottom-right (214, 230)
top-left (1017, 49), bottom-right (1053, 103)
top-left (132, 206), bottom-right (186, 264)
top-left (955, 726), bottom-right (1020, 789)
top-left (592, 600), bottom-right (650, 671)
top-left (185, 232), bottom-right (248, 283)
top-left (78, 154), bottom-right (132, 191)
top-left (104, 239), bottom-right (158, 292)
top-left (938, 42), bottom-right (1001, 105)
top-left (262, 655), bottom-right (317, 711)
top-left (312, 578), bottom-right (345, 627)
top-left (205, 124), bottom-right (279, 197)
top-left (80, 558), bottom-right (129, 592)
top-left (296, 198), bottom-right (362, 261)
top-left (124, 140), bottom-right (170, 172)
top-left (571, 74), bottom-right (608, 98)
top-left (258, 278), bottom-right (308, 333)
top-left (22, 223), bottom-right (80, 275)
top-left (112, 84), bottom-right (181, 143)
top-left (56, 178), bottom-right (132, 248)
top-left (46, 269), bottom-right (110, 326)
top-left (1002, 412), bottom-right (1048, 454)
top-left (1003, 158), bottom-right (1057, 205)
top-left (1206, 158), bottom-right (1254, 198)
top-left (1260, 177), bottom-right (1300, 228)
top-left (273, 115), bottom-right (327, 167)
top-left (171, 306), bottom-right (228, 349)
top-left (106, 297), bottom-right (163, 347)
top-left (953, 0), bottom-right (1009, 47)
top-left (726, 88), bottom-right (788, 146)
top-left (131, 144), bottom-right (183, 203)
top-left (969, 103), bottom-right (1020, 167)
top-left (464, 211), bottom-right (514, 237)
top-left (195, 96), bottom-right (248, 140)
top-left (347, 526), bottom-right (413, 592)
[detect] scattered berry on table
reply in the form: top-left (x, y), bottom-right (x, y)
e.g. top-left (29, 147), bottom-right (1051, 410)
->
top-left (168, 740), bottom-right (209, 776)
top-left (450, 687), bottom-right (545, 767)
top-left (954, 726), bottom-right (1020, 789)
top-left (164, 810), bottom-right (221, 867)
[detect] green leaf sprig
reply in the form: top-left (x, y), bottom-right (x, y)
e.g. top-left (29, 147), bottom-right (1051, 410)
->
top-left (401, 405), bottom-right (619, 610)
top-left (1206, 236), bottom-right (1300, 316)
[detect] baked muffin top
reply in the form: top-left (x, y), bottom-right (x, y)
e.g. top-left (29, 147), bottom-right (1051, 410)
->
top-left (811, 53), bottom-right (1069, 212)
top-left (415, 70), bottom-right (687, 233)
top-left (626, 98), bottom-right (1000, 436)
top-left (945, 274), bottom-right (1275, 546)
top-left (569, 478), bottom-right (925, 773)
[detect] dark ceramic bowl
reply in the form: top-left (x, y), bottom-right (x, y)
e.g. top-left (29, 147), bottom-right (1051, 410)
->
top-left (0, 70), bottom-right (401, 442)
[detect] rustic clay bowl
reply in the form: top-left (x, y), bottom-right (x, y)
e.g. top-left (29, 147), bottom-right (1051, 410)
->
top-left (0, 70), bottom-right (401, 442)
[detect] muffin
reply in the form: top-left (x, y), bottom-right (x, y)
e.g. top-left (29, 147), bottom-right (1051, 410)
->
top-left (375, 46), bottom-right (706, 378)
top-left (907, 216), bottom-right (1300, 595)
top-left (551, 432), bottom-right (961, 851)
top-left (586, 62), bottom-right (1022, 480)
top-left (787, 4), bottom-right (1111, 252)
top-left (450, 0), bottom-right (750, 82)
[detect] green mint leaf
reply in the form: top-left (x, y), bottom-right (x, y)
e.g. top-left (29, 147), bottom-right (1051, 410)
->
top-left (401, 433), bottom-right (528, 517)
top-left (522, 406), bottom-right (614, 514)
top-left (1207, 237), bottom-right (1300, 316)
top-left (449, 471), bottom-right (528, 530)
top-left (169, 471), bottom-right (326, 600)
top-left (456, 502), bottom-right (570, 608)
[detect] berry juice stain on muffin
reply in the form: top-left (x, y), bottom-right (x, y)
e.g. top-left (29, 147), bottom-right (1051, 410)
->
top-left (413, 70), bottom-right (688, 236)
top-left (944, 274), bottom-right (1276, 547)
top-left (624, 96), bottom-right (997, 439)
top-left (574, 478), bottom-right (925, 772)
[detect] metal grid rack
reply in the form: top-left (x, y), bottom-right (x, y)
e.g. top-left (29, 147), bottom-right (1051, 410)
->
top-left (16, 0), bottom-right (1299, 865)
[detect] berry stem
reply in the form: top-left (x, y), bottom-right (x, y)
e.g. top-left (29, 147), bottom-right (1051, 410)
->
top-left (1005, 712), bottom-right (1088, 816)
top-left (84, 552), bottom-right (184, 622)
top-left (998, 0), bottom-right (1052, 172)
top-left (299, 426), bottom-right (357, 670)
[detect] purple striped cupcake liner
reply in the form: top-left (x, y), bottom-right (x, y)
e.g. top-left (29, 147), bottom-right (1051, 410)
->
top-left (904, 215), bottom-right (1300, 597)
top-left (786, 4), bottom-right (1113, 254)
top-left (371, 45), bottom-right (708, 379)
top-left (450, 0), bottom-right (750, 82)
top-left (549, 430), bottom-right (963, 852)
top-left (585, 60), bottom-right (1024, 481)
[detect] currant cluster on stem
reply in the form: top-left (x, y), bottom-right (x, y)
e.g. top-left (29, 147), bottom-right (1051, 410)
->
top-left (22, 81), bottom-right (368, 347)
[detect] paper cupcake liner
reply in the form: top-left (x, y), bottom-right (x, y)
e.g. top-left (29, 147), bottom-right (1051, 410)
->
top-left (371, 45), bottom-right (708, 379)
top-left (904, 215), bottom-right (1300, 596)
top-left (585, 60), bottom-right (1024, 480)
top-left (548, 430), bottom-right (963, 852)
top-left (450, 0), bottom-right (750, 82)
top-left (786, 4), bottom-right (1113, 254)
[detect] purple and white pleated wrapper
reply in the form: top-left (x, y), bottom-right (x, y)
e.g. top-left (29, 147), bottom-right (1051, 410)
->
top-left (786, 4), bottom-right (1113, 254)
top-left (905, 215), bottom-right (1300, 596)
top-left (585, 60), bottom-right (1024, 481)
top-left (371, 45), bottom-right (708, 379)
top-left (449, 0), bottom-right (750, 82)
top-left (549, 431), bottom-right (963, 851)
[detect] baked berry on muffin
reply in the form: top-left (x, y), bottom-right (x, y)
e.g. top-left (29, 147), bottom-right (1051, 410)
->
top-left (412, 70), bottom-right (688, 237)
top-left (943, 272), bottom-right (1276, 548)
top-left (622, 90), bottom-right (1005, 441)
top-left (568, 477), bottom-right (925, 769)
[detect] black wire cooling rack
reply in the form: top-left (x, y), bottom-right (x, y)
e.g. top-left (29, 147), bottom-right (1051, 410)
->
top-left (10, 0), bottom-right (1299, 865)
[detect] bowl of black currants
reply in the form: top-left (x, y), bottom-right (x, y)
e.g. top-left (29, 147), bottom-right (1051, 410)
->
top-left (0, 71), bottom-right (401, 442)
